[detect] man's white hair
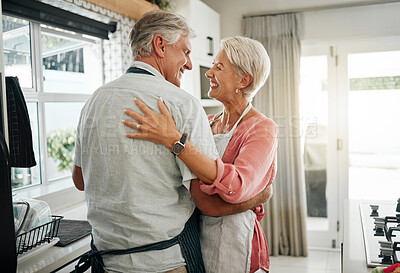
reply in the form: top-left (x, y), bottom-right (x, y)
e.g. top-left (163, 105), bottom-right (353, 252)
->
top-left (129, 10), bottom-right (195, 60)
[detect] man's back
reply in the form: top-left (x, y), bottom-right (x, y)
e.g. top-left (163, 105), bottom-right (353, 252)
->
top-left (75, 62), bottom-right (218, 272)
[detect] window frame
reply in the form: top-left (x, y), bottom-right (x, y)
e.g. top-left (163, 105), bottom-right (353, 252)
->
top-left (8, 18), bottom-right (103, 192)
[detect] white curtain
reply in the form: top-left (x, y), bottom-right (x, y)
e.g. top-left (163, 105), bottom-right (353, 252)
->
top-left (243, 13), bottom-right (308, 256)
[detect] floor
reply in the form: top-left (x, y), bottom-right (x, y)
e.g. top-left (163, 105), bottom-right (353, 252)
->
top-left (269, 249), bottom-right (341, 273)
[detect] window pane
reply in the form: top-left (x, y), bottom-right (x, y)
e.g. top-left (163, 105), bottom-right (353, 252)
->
top-left (348, 51), bottom-right (400, 200)
top-left (45, 102), bottom-right (84, 182)
top-left (41, 29), bottom-right (102, 94)
top-left (11, 103), bottom-right (41, 189)
top-left (2, 15), bottom-right (33, 88)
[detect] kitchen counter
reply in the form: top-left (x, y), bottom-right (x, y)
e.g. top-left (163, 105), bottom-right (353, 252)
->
top-left (17, 202), bottom-right (90, 273)
top-left (341, 199), bottom-right (398, 273)
top-left (343, 199), bottom-right (373, 273)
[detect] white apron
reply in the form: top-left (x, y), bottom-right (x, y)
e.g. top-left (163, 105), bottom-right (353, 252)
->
top-left (200, 103), bottom-right (257, 273)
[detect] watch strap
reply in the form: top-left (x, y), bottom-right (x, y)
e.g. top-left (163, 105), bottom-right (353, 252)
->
top-left (180, 133), bottom-right (187, 145)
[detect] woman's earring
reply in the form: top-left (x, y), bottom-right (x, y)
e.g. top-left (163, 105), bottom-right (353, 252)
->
top-left (235, 89), bottom-right (241, 94)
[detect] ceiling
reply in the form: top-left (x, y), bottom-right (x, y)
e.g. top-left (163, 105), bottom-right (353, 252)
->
top-left (201, 0), bottom-right (399, 16)
top-left (199, 0), bottom-right (400, 39)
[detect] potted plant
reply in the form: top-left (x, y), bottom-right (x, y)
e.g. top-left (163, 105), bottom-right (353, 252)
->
top-left (146, 0), bottom-right (175, 11)
top-left (47, 127), bottom-right (76, 172)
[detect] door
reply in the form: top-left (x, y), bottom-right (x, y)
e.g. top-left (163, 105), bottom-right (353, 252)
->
top-left (300, 37), bottom-right (400, 248)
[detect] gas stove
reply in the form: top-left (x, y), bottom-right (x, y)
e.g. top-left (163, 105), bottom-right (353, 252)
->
top-left (360, 199), bottom-right (400, 267)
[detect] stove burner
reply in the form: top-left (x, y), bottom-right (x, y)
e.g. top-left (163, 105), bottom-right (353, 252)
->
top-left (360, 199), bottom-right (400, 268)
top-left (374, 217), bottom-right (385, 236)
top-left (371, 205), bottom-right (379, 217)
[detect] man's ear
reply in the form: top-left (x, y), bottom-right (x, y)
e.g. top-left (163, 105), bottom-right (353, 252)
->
top-left (153, 35), bottom-right (166, 58)
top-left (239, 74), bottom-right (254, 89)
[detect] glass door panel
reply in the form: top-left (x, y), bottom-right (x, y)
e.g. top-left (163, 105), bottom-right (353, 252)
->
top-left (348, 51), bottom-right (400, 200)
top-left (300, 55), bottom-right (328, 218)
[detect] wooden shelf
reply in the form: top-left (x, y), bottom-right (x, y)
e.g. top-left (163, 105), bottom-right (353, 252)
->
top-left (85, 0), bottom-right (159, 20)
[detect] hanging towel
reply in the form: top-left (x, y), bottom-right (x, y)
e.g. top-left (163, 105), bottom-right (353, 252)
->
top-left (5, 76), bottom-right (36, 167)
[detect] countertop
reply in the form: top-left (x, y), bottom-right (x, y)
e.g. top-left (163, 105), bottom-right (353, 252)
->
top-left (17, 202), bottom-right (90, 273)
top-left (342, 199), bottom-right (398, 273)
top-left (343, 199), bottom-right (373, 273)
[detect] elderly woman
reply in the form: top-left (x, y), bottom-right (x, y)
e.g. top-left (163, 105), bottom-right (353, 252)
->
top-left (123, 36), bottom-right (278, 273)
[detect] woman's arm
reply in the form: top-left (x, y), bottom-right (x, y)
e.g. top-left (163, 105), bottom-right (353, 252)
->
top-left (199, 128), bottom-right (278, 204)
top-left (191, 180), bottom-right (273, 217)
top-left (123, 98), bottom-right (278, 204)
top-left (72, 165), bottom-right (84, 191)
top-left (123, 98), bottom-right (217, 184)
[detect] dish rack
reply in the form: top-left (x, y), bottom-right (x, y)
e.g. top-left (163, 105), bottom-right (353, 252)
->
top-left (16, 215), bottom-right (63, 255)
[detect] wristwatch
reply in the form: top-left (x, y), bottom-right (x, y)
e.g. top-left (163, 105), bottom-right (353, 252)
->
top-left (171, 133), bottom-right (188, 155)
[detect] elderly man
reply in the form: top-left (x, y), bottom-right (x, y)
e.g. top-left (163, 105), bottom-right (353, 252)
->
top-left (72, 10), bottom-right (271, 273)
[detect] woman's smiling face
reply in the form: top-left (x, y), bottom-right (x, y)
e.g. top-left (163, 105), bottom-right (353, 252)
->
top-left (205, 49), bottom-right (241, 103)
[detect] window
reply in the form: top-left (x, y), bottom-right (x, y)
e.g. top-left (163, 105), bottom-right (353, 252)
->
top-left (2, 16), bottom-right (33, 88)
top-left (2, 15), bottom-right (103, 190)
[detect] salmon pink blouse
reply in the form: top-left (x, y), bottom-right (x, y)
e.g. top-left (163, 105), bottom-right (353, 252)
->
top-left (200, 113), bottom-right (278, 272)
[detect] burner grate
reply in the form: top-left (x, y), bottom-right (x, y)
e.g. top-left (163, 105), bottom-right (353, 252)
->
top-left (360, 202), bottom-right (400, 268)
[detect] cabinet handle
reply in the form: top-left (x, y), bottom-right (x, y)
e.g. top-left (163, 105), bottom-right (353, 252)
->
top-left (207, 36), bottom-right (213, 56)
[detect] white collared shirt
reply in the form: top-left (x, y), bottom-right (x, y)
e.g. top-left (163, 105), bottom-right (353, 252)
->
top-left (75, 61), bottom-right (218, 272)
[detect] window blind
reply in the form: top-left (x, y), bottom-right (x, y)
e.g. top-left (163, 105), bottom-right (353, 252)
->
top-left (2, 0), bottom-right (117, 39)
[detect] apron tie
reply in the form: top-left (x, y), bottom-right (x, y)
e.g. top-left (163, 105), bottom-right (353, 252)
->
top-left (73, 209), bottom-right (204, 273)
top-left (73, 238), bottom-right (105, 273)
top-left (73, 235), bottom-right (180, 273)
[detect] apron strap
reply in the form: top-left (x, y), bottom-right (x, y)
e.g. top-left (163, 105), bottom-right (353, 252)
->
top-left (210, 103), bottom-right (252, 134)
top-left (209, 112), bottom-right (222, 127)
top-left (177, 208), bottom-right (205, 273)
top-left (126, 66), bottom-right (154, 76)
top-left (72, 209), bottom-right (204, 273)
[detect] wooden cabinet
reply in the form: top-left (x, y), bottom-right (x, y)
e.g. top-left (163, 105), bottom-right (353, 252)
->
top-left (85, 0), bottom-right (158, 20)
top-left (190, 1), bottom-right (220, 64)
top-left (175, 0), bottom-right (221, 108)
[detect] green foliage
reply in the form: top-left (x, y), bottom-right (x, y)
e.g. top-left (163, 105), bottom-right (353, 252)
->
top-left (41, 35), bottom-right (70, 51)
top-left (47, 127), bottom-right (76, 172)
top-left (146, 0), bottom-right (175, 11)
top-left (350, 76), bottom-right (400, 90)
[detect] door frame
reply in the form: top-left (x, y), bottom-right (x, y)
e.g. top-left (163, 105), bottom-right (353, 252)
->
top-left (301, 36), bottom-right (400, 248)
top-left (300, 43), bottom-right (339, 248)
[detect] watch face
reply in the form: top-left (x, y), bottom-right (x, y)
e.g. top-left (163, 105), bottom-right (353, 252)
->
top-left (172, 143), bottom-right (185, 155)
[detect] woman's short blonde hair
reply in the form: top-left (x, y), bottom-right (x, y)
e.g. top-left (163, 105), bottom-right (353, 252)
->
top-left (129, 10), bottom-right (195, 60)
top-left (221, 36), bottom-right (271, 101)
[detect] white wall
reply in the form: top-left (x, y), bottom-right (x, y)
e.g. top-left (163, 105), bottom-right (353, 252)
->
top-left (201, 0), bottom-right (400, 41)
top-left (302, 2), bottom-right (400, 41)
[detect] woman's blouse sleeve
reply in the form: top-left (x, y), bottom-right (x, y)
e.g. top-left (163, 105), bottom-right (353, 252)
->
top-left (200, 118), bottom-right (278, 204)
